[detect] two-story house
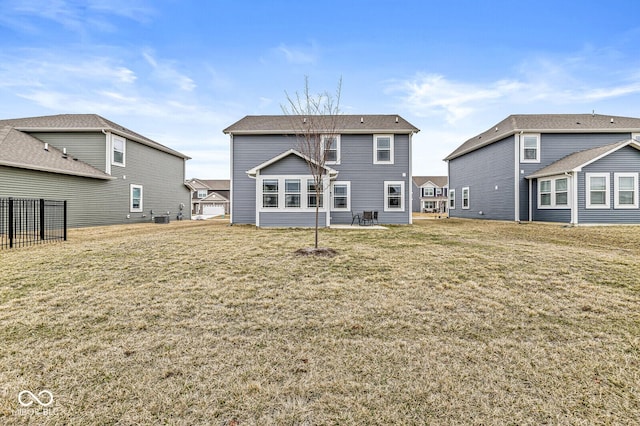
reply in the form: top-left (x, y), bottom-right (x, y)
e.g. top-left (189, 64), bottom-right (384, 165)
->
top-left (445, 113), bottom-right (640, 225)
top-left (0, 114), bottom-right (191, 227)
top-left (223, 115), bottom-right (419, 227)
top-left (186, 178), bottom-right (230, 216)
top-left (412, 176), bottom-right (448, 213)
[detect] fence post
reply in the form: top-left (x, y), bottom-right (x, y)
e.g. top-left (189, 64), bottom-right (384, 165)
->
top-left (8, 197), bottom-right (13, 249)
top-left (40, 198), bottom-right (45, 241)
top-left (63, 200), bottom-right (67, 241)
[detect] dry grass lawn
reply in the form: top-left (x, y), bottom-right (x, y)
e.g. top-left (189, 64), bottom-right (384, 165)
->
top-left (1, 218), bottom-right (639, 425)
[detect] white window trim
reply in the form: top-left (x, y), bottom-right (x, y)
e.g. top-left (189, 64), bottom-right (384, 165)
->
top-left (449, 189), bottom-right (456, 210)
top-left (586, 172), bottom-right (610, 209)
top-left (384, 181), bottom-right (405, 212)
top-left (462, 187), bottom-right (470, 209)
top-left (112, 134), bottom-right (126, 167)
top-left (520, 133), bottom-right (540, 163)
top-left (331, 181), bottom-right (351, 211)
top-left (373, 134), bottom-right (394, 165)
top-left (197, 189), bottom-right (208, 199)
top-left (614, 172), bottom-right (638, 209)
top-left (258, 175), bottom-right (328, 212)
top-left (537, 175), bottom-right (570, 209)
top-left (423, 186), bottom-right (435, 197)
top-left (130, 184), bottom-right (143, 213)
top-left (322, 134), bottom-right (341, 165)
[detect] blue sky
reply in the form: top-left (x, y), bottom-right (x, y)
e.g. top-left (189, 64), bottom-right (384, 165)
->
top-left (2, 0), bottom-right (640, 179)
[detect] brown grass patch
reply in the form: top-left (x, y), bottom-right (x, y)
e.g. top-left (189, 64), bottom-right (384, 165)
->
top-left (0, 219), bottom-right (639, 424)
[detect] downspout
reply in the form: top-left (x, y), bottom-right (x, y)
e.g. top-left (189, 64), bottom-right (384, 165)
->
top-left (102, 129), bottom-right (111, 175)
top-left (229, 134), bottom-right (234, 225)
top-left (514, 133), bottom-right (521, 222)
top-left (567, 171), bottom-right (578, 225)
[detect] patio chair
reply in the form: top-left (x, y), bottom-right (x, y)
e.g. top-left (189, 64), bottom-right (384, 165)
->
top-left (372, 210), bottom-right (379, 225)
top-left (351, 211), bottom-right (361, 225)
top-left (361, 211), bottom-right (373, 226)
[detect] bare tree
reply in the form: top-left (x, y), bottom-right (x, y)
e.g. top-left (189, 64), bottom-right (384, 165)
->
top-left (281, 77), bottom-right (342, 250)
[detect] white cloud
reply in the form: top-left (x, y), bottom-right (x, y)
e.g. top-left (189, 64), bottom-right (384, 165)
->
top-left (142, 49), bottom-right (196, 92)
top-left (276, 43), bottom-right (317, 64)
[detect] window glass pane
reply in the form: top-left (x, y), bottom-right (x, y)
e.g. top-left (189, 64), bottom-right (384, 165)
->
top-left (555, 192), bottom-right (568, 205)
top-left (590, 177), bottom-right (606, 190)
top-left (377, 150), bottom-right (390, 162)
top-left (388, 184), bottom-right (401, 195)
top-left (334, 185), bottom-right (347, 196)
top-left (619, 191), bottom-right (634, 205)
top-left (285, 194), bottom-right (300, 208)
top-left (540, 180), bottom-right (551, 192)
top-left (540, 194), bottom-right (551, 205)
top-left (263, 194), bottom-right (278, 208)
top-left (590, 191), bottom-right (606, 205)
top-left (377, 138), bottom-right (390, 149)
top-left (263, 180), bottom-right (278, 192)
top-left (285, 179), bottom-right (300, 192)
top-left (619, 176), bottom-right (635, 191)
top-left (555, 178), bottom-right (567, 192)
top-left (334, 196), bottom-right (347, 208)
top-left (388, 197), bottom-right (401, 208)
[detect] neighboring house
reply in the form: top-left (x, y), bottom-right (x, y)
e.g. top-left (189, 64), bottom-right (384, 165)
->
top-left (223, 115), bottom-right (419, 227)
top-left (186, 178), bottom-right (230, 215)
top-left (412, 176), bottom-right (448, 213)
top-left (0, 114), bottom-right (191, 227)
top-left (445, 113), bottom-right (640, 225)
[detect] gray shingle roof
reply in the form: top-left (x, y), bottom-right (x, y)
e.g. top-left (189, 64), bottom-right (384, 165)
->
top-left (412, 176), bottom-right (448, 187)
top-left (0, 125), bottom-right (114, 179)
top-left (0, 114), bottom-right (190, 159)
top-left (223, 115), bottom-right (419, 134)
top-left (526, 140), bottom-right (639, 179)
top-left (445, 114), bottom-right (640, 161)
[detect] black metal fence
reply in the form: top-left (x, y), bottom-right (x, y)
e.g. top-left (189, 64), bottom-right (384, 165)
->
top-left (0, 198), bottom-right (67, 249)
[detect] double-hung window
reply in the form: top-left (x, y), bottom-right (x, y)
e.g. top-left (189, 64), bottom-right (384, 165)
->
top-left (384, 181), bottom-right (405, 211)
top-left (520, 134), bottom-right (540, 163)
top-left (262, 179), bottom-right (279, 208)
top-left (307, 179), bottom-right (323, 208)
top-left (331, 182), bottom-right (350, 211)
top-left (197, 189), bottom-right (207, 199)
top-left (586, 173), bottom-right (610, 209)
top-left (614, 173), bottom-right (638, 208)
top-left (538, 176), bottom-right (569, 208)
top-left (374, 134), bottom-right (394, 164)
top-left (130, 184), bottom-right (143, 212)
top-left (423, 187), bottom-right (434, 197)
top-left (462, 187), bottom-right (470, 209)
top-left (285, 179), bottom-right (301, 208)
top-left (112, 135), bottom-right (126, 166)
top-left (322, 135), bottom-right (340, 164)
top-left (449, 189), bottom-right (456, 209)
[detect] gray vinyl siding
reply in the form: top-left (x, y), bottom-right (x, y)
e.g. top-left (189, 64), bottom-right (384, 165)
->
top-left (530, 178), bottom-right (572, 223)
top-left (0, 135), bottom-right (190, 228)
top-left (577, 145), bottom-right (640, 224)
top-left (262, 154), bottom-right (309, 175)
top-left (412, 182), bottom-right (420, 212)
top-left (448, 136), bottom-right (515, 220)
top-left (260, 212), bottom-right (327, 227)
top-left (29, 132), bottom-right (108, 172)
top-left (522, 133), bottom-right (631, 221)
top-left (231, 134), bottom-right (412, 226)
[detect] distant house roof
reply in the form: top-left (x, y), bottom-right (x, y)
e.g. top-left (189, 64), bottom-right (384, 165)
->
top-left (223, 115), bottom-right (420, 135)
top-left (445, 114), bottom-right (640, 161)
top-left (199, 192), bottom-right (229, 203)
top-left (0, 125), bottom-right (114, 179)
top-left (526, 140), bottom-right (640, 179)
top-left (0, 114), bottom-right (190, 159)
top-left (413, 176), bottom-right (448, 187)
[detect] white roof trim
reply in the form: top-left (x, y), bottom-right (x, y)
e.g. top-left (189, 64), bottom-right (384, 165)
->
top-left (246, 148), bottom-right (339, 178)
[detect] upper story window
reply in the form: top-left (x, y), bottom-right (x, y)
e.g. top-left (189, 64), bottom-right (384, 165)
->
top-left (112, 135), bottom-right (126, 167)
top-left (520, 134), bottom-right (540, 163)
top-left (374, 134), bottom-right (394, 164)
top-left (322, 135), bottom-right (340, 165)
top-left (197, 190), bottom-right (208, 198)
top-left (423, 187), bottom-right (434, 197)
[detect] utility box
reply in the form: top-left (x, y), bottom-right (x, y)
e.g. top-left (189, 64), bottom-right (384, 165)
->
top-left (154, 215), bottom-right (170, 224)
